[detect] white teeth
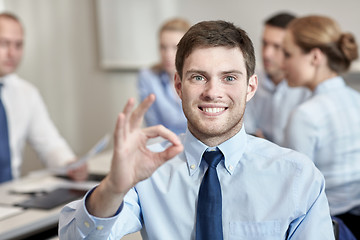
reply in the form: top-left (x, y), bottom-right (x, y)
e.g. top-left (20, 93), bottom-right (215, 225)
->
top-left (203, 108), bottom-right (225, 113)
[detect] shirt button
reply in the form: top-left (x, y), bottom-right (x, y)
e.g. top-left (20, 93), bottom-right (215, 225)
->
top-left (190, 164), bottom-right (196, 169)
top-left (84, 221), bottom-right (90, 228)
top-left (96, 225), bottom-right (104, 230)
top-left (228, 165), bottom-right (233, 171)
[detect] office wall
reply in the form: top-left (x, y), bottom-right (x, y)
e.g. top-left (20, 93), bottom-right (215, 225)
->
top-left (3, 0), bottom-right (137, 173)
top-left (2, 0), bottom-right (359, 174)
top-left (97, 0), bottom-right (360, 72)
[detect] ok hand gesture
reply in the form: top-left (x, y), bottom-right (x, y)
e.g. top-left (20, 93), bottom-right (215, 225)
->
top-left (87, 94), bottom-right (183, 217)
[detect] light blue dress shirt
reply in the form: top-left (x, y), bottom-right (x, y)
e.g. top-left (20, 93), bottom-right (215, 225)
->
top-left (59, 127), bottom-right (334, 240)
top-left (137, 68), bottom-right (187, 135)
top-left (245, 72), bottom-right (310, 145)
top-left (284, 76), bottom-right (360, 216)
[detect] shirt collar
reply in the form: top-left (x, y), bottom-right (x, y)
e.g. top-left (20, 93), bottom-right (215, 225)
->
top-left (0, 75), bottom-right (7, 85)
top-left (183, 126), bottom-right (247, 176)
top-left (0, 74), bottom-right (15, 86)
top-left (313, 76), bottom-right (345, 95)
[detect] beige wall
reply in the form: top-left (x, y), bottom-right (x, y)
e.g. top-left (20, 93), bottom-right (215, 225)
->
top-left (3, 0), bottom-right (360, 174)
top-left (4, 0), bottom-right (139, 173)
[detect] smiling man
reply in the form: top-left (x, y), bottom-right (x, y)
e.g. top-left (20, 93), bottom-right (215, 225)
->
top-left (59, 20), bottom-right (334, 239)
top-left (176, 46), bottom-right (253, 146)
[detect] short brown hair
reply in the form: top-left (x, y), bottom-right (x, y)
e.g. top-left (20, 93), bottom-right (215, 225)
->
top-left (175, 20), bottom-right (255, 81)
top-left (265, 12), bottom-right (296, 29)
top-left (288, 15), bottom-right (358, 73)
top-left (0, 12), bottom-right (20, 22)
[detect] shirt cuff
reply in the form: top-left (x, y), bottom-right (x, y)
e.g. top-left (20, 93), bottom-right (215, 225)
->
top-left (75, 186), bottom-right (124, 237)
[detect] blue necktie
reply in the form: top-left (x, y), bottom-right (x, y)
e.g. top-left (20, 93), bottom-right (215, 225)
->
top-left (196, 149), bottom-right (224, 240)
top-left (0, 83), bottom-right (12, 183)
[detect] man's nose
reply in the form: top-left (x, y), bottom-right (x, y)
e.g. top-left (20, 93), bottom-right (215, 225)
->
top-left (202, 80), bottom-right (221, 99)
top-left (263, 45), bottom-right (273, 58)
top-left (7, 45), bottom-right (18, 58)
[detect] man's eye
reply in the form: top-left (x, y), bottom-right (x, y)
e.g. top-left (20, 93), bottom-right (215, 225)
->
top-left (225, 76), bottom-right (235, 82)
top-left (283, 51), bottom-right (290, 58)
top-left (16, 42), bottom-right (23, 50)
top-left (0, 40), bottom-right (7, 47)
top-left (194, 76), bottom-right (204, 81)
top-left (160, 45), bottom-right (167, 51)
top-left (274, 45), bottom-right (281, 51)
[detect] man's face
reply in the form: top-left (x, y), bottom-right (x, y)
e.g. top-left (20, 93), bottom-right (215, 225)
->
top-left (0, 18), bottom-right (23, 77)
top-left (159, 30), bottom-right (185, 77)
top-left (262, 25), bottom-right (286, 84)
top-left (175, 46), bottom-right (257, 145)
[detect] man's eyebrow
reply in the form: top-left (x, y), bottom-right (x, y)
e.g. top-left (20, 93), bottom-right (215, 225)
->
top-left (221, 70), bottom-right (244, 75)
top-left (184, 69), bottom-right (207, 77)
top-left (185, 69), bottom-right (244, 76)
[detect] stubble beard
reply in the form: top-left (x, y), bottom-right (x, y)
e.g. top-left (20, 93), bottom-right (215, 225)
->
top-left (186, 108), bottom-right (245, 146)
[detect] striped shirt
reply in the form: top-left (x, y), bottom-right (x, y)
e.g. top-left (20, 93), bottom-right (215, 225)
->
top-left (284, 76), bottom-right (360, 215)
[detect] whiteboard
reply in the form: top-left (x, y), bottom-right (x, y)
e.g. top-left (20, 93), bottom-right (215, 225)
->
top-left (96, 0), bottom-right (179, 70)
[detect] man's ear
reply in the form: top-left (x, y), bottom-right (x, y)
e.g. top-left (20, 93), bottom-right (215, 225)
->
top-left (246, 74), bottom-right (258, 102)
top-left (174, 72), bottom-right (182, 100)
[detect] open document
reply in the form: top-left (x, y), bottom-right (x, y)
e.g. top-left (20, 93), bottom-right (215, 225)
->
top-left (9, 134), bottom-right (110, 196)
top-left (54, 134), bottom-right (111, 175)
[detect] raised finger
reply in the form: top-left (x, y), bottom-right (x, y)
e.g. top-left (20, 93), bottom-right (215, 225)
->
top-left (122, 98), bottom-right (135, 115)
top-left (143, 125), bottom-right (181, 145)
top-left (143, 125), bottom-right (183, 161)
top-left (114, 112), bottom-right (126, 149)
top-left (130, 94), bottom-right (155, 129)
top-left (121, 98), bottom-right (135, 137)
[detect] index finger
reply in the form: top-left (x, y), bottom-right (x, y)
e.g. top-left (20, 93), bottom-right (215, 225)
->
top-left (130, 94), bottom-right (156, 128)
top-left (143, 125), bottom-right (184, 163)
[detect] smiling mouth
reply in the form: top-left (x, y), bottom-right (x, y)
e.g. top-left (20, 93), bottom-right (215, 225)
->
top-left (199, 107), bottom-right (227, 113)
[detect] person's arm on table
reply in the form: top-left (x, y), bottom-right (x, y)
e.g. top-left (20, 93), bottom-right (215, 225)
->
top-left (67, 162), bottom-right (88, 181)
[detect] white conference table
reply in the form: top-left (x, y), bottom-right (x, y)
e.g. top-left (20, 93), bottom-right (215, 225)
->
top-left (0, 151), bottom-right (112, 240)
top-left (0, 147), bottom-right (146, 240)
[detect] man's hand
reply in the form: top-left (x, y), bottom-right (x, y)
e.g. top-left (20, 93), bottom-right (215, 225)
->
top-left (254, 129), bottom-right (265, 139)
top-left (87, 94), bottom-right (183, 217)
top-left (67, 162), bottom-right (88, 181)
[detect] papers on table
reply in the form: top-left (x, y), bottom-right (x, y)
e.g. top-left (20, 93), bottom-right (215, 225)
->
top-left (8, 134), bottom-right (110, 199)
top-left (53, 134), bottom-right (110, 175)
top-left (10, 174), bottom-right (100, 195)
top-left (15, 188), bottom-right (88, 210)
top-left (10, 175), bottom-right (64, 194)
top-left (0, 206), bottom-right (23, 221)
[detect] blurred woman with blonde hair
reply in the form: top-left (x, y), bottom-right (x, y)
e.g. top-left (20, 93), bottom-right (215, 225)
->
top-left (282, 15), bottom-right (360, 237)
top-left (138, 18), bottom-right (190, 135)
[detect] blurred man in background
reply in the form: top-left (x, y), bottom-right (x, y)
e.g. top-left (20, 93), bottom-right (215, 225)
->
top-left (0, 12), bottom-right (87, 183)
top-left (244, 12), bottom-right (309, 145)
